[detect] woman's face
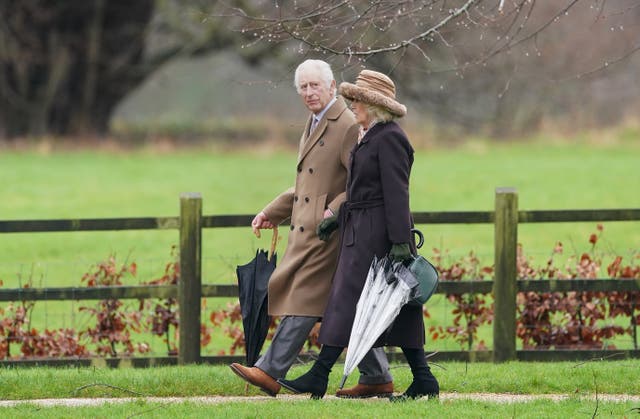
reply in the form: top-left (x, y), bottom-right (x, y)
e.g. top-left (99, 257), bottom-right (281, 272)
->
top-left (350, 100), bottom-right (371, 127)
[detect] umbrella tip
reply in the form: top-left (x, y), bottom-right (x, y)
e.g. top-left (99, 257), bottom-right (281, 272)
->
top-left (339, 375), bottom-right (348, 389)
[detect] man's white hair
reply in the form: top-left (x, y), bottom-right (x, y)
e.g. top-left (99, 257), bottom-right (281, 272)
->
top-left (294, 59), bottom-right (335, 94)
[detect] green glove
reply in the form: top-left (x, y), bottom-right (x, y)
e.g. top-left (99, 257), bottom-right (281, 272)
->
top-left (316, 216), bottom-right (338, 241)
top-left (389, 243), bottom-right (412, 263)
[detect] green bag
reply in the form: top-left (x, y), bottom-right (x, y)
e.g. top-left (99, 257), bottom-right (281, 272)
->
top-left (407, 255), bottom-right (439, 305)
top-left (408, 228), bottom-right (439, 305)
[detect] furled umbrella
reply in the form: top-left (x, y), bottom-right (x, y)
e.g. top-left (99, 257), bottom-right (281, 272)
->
top-left (339, 256), bottom-right (419, 389)
top-left (235, 227), bottom-right (278, 366)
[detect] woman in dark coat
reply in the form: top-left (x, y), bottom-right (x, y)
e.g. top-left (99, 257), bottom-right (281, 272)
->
top-left (278, 70), bottom-right (439, 400)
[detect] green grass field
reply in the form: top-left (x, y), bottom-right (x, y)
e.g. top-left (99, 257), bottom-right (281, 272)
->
top-left (1, 136), bottom-right (639, 354)
top-left (3, 360), bottom-right (637, 398)
top-left (1, 361), bottom-right (639, 417)
top-left (5, 399), bottom-right (639, 419)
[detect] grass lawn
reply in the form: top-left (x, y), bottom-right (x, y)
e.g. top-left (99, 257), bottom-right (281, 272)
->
top-left (4, 398), bottom-right (639, 419)
top-left (3, 360), bottom-right (640, 396)
top-left (1, 136), bottom-right (639, 355)
top-left (1, 361), bottom-right (639, 417)
top-left (2, 140), bottom-right (638, 281)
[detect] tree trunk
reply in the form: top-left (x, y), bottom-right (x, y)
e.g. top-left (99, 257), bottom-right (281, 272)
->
top-left (0, 0), bottom-right (154, 139)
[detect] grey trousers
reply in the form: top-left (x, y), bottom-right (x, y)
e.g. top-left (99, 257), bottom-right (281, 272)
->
top-left (254, 315), bottom-right (393, 384)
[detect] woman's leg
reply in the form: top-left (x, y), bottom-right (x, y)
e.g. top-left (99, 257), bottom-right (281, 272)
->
top-left (397, 347), bottom-right (439, 399)
top-left (277, 345), bottom-right (343, 399)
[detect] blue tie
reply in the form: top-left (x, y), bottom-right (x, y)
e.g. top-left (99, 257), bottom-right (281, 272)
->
top-left (310, 117), bottom-right (320, 134)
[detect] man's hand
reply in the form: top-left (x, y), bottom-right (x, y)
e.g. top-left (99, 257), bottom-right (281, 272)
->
top-left (389, 243), bottom-right (413, 263)
top-left (251, 211), bottom-right (274, 238)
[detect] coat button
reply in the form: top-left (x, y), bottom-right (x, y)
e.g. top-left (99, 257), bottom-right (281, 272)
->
top-left (299, 226), bottom-right (304, 232)
top-left (290, 225), bottom-right (295, 231)
top-left (304, 197), bottom-right (309, 203)
top-left (308, 168), bottom-right (314, 174)
top-left (319, 140), bottom-right (324, 146)
top-left (297, 167), bottom-right (302, 173)
top-left (294, 196), bottom-right (299, 202)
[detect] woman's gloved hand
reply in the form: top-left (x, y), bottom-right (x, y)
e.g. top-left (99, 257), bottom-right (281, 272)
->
top-left (389, 243), bottom-right (413, 263)
top-left (316, 216), bottom-right (338, 241)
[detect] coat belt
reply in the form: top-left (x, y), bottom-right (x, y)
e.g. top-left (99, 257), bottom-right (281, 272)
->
top-left (339, 199), bottom-right (384, 247)
top-left (344, 199), bottom-right (384, 211)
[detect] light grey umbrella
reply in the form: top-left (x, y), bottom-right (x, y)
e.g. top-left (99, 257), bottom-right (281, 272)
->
top-left (339, 256), bottom-right (419, 389)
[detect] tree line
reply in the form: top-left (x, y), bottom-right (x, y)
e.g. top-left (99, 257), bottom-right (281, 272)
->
top-left (1, 0), bottom-right (638, 139)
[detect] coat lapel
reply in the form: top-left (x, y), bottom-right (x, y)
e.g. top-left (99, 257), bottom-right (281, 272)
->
top-left (347, 122), bottom-right (386, 192)
top-left (297, 97), bottom-right (348, 165)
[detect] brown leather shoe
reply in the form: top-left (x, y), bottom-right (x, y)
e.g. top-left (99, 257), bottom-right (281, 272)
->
top-left (229, 363), bottom-right (281, 397)
top-left (335, 382), bottom-right (394, 398)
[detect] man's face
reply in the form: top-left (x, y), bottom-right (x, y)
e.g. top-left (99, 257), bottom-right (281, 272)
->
top-left (297, 70), bottom-right (335, 113)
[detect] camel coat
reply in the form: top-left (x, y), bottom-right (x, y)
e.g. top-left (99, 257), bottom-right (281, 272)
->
top-left (263, 97), bottom-right (358, 317)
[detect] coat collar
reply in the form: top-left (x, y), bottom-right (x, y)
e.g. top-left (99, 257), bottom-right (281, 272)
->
top-left (298, 96), bottom-right (349, 164)
top-left (358, 120), bottom-right (387, 145)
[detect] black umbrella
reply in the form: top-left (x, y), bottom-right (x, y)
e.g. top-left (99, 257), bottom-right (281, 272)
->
top-left (235, 227), bottom-right (278, 366)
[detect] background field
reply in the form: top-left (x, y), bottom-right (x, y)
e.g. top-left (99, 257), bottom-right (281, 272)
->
top-left (1, 134), bottom-right (639, 354)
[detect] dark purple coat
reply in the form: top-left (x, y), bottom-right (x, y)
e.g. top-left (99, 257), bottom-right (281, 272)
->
top-left (318, 121), bottom-right (425, 349)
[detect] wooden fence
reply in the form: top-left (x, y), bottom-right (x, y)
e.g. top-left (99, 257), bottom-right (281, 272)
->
top-left (1, 189), bottom-right (640, 367)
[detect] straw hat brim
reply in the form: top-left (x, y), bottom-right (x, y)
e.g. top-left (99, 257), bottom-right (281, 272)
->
top-left (339, 82), bottom-right (407, 117)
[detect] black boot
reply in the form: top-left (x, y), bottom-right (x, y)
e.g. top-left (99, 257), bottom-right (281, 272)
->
top-left (278, 363), bottom-right (329, 399)
top-left (277, 345), bottom-right (342, 399)
top-left (403, 372), bottom-right (439, 399)
top-left (392, 347), bottom-right (439, 401)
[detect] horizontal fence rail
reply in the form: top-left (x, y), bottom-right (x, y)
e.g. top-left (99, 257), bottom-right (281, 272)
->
top-left (3, 209), bottom-right (639, 233)
top-left (1, 189), bottom-right (639, 367)
top-left (0, 284), bottom-right (240, 302)
top-left (3, 349), bottom-right (640, 369)
top-left (0, 217), bottom-right (179, 232)
top-left (3, 279), bottom-right (640, 302)
top-left (518, 209), bottom-right (640, 223)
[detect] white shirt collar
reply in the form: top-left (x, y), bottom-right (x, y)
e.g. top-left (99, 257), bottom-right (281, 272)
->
top-left (313, 97), bottom-right (337, 124)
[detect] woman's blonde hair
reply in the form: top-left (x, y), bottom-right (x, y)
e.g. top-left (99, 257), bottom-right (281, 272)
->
top-left (365, 103), bottom-right (396, 123)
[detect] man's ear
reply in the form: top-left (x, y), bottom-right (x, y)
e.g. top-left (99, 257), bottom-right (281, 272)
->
top-left (330, 79), bottom-right (337, 94)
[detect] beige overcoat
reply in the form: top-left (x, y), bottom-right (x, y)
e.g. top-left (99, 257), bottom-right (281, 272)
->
top-left (263, 97), bottom-right (358, 317)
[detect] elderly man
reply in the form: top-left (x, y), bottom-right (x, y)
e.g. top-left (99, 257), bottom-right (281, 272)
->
top-left (229, 59), bottom-right (394, 398)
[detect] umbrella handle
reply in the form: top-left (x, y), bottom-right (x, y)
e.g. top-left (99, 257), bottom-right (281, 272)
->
top-left (269, 227), bottom-right (278, 261)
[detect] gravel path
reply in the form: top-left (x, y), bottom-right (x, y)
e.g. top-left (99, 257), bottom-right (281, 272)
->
top-left (2, 393), bottom-right (639, 407)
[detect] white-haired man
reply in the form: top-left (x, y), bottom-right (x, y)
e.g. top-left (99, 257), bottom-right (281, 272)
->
top-left (230, 59), bottom-right (394, 398)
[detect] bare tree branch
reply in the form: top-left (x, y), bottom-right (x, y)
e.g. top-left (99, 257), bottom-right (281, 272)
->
top-left (223, 0), bottom-right (480, 58)
top-left (560, 42), bottom-right (640, 81)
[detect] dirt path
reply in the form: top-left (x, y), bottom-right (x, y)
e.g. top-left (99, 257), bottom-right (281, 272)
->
top-left (2, 393), bottom-right (639, 407)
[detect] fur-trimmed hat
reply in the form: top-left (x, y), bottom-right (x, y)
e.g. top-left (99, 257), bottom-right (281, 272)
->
top-left (339, 69), bottom-right (407, 117)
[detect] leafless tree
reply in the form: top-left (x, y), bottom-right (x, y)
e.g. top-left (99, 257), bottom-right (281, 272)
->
top-left (2, 1), bottom-right (638, 138)
top-left (217, 0), bottom-right (640, 136)
top-left (0, 0), bottom-right (276, 139)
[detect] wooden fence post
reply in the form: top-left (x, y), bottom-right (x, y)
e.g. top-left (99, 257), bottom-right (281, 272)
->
top-left (179, 193), bottom-right (202, 365)
top-left (493, 187), bottom-right (518, 362)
